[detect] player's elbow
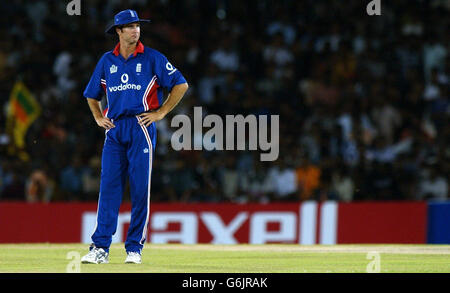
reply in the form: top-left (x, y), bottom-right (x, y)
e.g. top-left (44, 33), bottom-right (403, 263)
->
top-left (179, 82), bottom-right (189, 92)
top-left (174, 82), bottom-right (189, 95)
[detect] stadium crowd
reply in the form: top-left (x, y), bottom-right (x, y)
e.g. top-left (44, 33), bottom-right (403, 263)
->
top-left (0, 0), bottom-right (448, 203)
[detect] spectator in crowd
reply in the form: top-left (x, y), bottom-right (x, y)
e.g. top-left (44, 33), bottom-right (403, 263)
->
top-left (424, 68), bottom-right (444, 102)
top-left (169, 158), bottom-right (197, 202)
top-left (366, 162), bottom-right (398, 200)
top-left (295, 156), bottom-right (321, 201)
top-left (219, 155), bottom-right (239, 201)
top-left (1, 168), bottom-right (25, 201)
top-left (210, 35), bottom-right (240, 73)
top-left (331, 166), bottom-right (355, 202)
top-left (266, 159), bottom-right (297, 201)
top-left (25, 169), bottom-right (54, 203)
top-left (263, 32), bottom-right (295, 80)
top-left (59, 156), bottom-right (86, 201)
top-left (370, 96), bottom-right (402, 145)
top-left (423, 35), bottom-right (447, 82)
top-left (241, 160), bottom-right (272, 203)
top-left (419, 165), bottom-right (448, 201)
top-left (81, 156), bottom-right (101, 200)
top-left (192, 155), bottom-right (221, 202)
top-left (197, 64), bottom-right (225, 105)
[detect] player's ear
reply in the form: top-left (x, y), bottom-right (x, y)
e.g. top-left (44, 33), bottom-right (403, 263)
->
top-left (115, 26), bottom-right (123, 35)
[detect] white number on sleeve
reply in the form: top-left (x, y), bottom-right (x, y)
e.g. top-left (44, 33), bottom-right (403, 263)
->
top-left (166, 62), bottom-right (177, 76)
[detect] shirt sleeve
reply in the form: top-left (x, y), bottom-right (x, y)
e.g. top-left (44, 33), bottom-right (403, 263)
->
top-left (83, 54), bottom-right (106, 100)
top-left (152, 50), bottom-right (187, 91)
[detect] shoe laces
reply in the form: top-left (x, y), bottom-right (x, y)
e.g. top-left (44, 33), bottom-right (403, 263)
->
top-left (128, 252), bottom-right (140, 258)
top-left (89, 247), bottom-right (106, 257)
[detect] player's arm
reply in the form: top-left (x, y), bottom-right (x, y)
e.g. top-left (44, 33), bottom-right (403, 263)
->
top-left (86, 98), bottom-right (115, 130)
top-left (84, 54), bottom-right (114, 130)
top-left (138, 82), bottom-right (188, 127)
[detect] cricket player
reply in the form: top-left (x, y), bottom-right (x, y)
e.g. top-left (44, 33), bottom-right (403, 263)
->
top-left (81, 9), bottom-right (188, 264)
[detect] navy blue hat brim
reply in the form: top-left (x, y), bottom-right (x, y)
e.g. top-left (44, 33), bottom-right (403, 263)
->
top-left (105, 19), bottom-right (150, 35)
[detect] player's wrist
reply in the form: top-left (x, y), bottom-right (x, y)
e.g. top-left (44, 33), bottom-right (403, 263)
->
top-left (156, 108), bottom-right (169, 117)
top-left (94, 114), bottom-right (104, 121)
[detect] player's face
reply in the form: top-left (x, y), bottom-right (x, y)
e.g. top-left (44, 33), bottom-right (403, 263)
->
top-left (118, 22), bottom-right (140, 44)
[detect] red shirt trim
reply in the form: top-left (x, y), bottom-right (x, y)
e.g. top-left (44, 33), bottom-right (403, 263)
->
top-left (112, 41), bottom-right (145, 57)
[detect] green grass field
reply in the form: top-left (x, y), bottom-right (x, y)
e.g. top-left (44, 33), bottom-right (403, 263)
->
top-left (0, 244), bottom-right (449, 273)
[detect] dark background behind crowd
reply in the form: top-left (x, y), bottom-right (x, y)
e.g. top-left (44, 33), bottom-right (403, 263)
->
top-left (0, 0), bottom-right (448, 203)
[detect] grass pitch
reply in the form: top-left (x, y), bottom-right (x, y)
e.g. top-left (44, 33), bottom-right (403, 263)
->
top-left (0, 244), bottom-right (449, 273)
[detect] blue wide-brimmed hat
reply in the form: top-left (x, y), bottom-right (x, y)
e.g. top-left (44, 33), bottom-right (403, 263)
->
top-left (105, 9), bottom-right (150, 35)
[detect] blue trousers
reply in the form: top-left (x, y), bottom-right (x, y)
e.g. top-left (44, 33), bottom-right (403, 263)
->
top-left (91, 115), bottom-right (156, 253)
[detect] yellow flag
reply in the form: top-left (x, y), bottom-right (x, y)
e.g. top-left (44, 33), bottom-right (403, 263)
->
top-left (6, 81), bottom-right (41, 160)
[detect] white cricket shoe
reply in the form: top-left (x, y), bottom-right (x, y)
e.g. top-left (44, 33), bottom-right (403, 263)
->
top-left (81, 247), bottom-right (109, 264)
top-left (125, 251), bottom-right (142, 264)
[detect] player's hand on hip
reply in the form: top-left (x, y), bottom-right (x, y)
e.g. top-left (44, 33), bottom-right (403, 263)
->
top-left (138, 110), bottom-right (166, 127)
top-left (95, 117), bottom-right (115, 130)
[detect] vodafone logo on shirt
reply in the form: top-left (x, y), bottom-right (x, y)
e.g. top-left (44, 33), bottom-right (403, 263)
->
top-left (108, 83), bottom-right (142, 92)
top-left (108, 73), bottom-right (142, 92)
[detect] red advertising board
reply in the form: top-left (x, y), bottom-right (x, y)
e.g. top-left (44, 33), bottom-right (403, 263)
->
top-left (337, 201), bottom-right (427, 244)
top-left (0, 202), bottom-right (97, 243)
top-left (0, 201), bottom-right (427, 244)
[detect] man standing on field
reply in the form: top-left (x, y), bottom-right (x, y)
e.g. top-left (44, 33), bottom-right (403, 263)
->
top-left (81, 9), bottom-right (188, 264)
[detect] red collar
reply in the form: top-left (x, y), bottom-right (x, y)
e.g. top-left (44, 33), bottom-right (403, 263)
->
top-left (112, 41), bottom-right (145, 57)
